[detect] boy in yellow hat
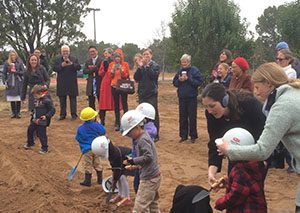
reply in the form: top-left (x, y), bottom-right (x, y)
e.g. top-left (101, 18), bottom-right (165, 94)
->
top-left (75, 107), bottom-right (106, 186)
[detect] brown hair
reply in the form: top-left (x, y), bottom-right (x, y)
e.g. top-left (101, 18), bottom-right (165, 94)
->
top-left (278, 49), bottom-right (294, 65)
top-left (252, 62), bottom-right (300, 89)
top-left (143, 48), bottom-right (153, 55)
top-left (220, 49), bottom-right (233, 65)
top-left (26, 54), bottom-right (40, 73)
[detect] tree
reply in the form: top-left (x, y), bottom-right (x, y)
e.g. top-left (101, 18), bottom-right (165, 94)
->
top-left (0, 0), bottom-right (90, 61)
top-left (169, 0), bottom-right (253, 75)
top-left (121, 43), bottom-right (141, 69)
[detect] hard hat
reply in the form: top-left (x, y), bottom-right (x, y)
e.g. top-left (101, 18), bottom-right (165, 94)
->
top-left (91, 136), bottom-right (110, 160)
top-left (79, 107), bottom-right (98, 121)
top-left (102, 176), bottom-right (119, 193)
top-left (136, 102), bottom-right (155, 120)
top-left (218, 127), bottom-right (255, 146)
top-left (120, 110), bottom-right (145, 136)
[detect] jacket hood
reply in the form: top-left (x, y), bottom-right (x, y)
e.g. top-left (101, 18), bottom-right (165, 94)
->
top-left (114, 48), bottom-right (124, 63)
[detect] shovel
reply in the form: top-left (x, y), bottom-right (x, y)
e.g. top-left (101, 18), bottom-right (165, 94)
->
top-left (68, 153), bottom-right (83, 181)
top-left (192, 176), bottom-right (227, 203)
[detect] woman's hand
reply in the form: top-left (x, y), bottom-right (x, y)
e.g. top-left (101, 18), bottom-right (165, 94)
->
top-left (216, 138), bottom-right (229, 156)
top-left (208, 166), bottom-right (218, 187)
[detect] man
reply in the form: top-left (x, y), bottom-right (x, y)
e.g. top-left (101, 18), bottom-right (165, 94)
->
top-left (172, 54), bottom-right (202, 143)
top-left (53, 45), bottom-right (81, 121)
top-left (83, 46), bottom-right (102, 110)
top-left (34, 48), bottom-right (50, 77)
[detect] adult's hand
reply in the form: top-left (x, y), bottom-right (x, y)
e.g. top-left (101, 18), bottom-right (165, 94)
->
top-left (216, 138), bottom-right (229, 156)
top-left (208, 165), bottom-right (218, 187)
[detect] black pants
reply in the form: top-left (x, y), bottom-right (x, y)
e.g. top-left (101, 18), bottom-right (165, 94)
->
top-left (59, 95), bottom-right (77, 118)
top-left (88, 94), bottom-right (99, 110)
top-left (111, 87), bottom-right (128, 126)
top-left (179, 97), bottom-right (198, 139)
top-left (99, 110), bottom-right (106, 125)
top-left (139, 95), bottom-right (160, 138)
top-left (27, 122), bottom-right (48, 151)
top-left (10, 101), bottom-right (21, 115)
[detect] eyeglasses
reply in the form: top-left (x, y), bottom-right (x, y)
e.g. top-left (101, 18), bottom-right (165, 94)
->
top-left (276, 57), bottom-right (286, 62)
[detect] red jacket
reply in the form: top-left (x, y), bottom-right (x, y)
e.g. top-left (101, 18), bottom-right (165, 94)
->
top-left (215, 161), bottom-right (267, 213)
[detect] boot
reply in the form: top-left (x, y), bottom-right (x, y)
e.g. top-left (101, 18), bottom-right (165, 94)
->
top-left (80, 173), bottom-right (92, 187)
top-left (96, 170), bottom-right (103, 184)
top-left (16, 101), bottom-right (21, 118)
top-left (10, 102), bottom-right (16, 118)
top-left (99, 110), bottom-right (105, 126)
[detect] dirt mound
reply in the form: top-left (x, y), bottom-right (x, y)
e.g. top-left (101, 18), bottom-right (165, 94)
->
top-left (0, 81), bottom-right (298, 212)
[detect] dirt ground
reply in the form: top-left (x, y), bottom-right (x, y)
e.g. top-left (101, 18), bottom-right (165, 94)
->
top-left (0, 79), bottom-right (298, 213)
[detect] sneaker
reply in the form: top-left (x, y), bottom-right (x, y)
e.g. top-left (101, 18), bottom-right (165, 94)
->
top-left (178, 138), bottom-right (188, 143)
top-left (287, 167), bottom-right (295, 173)
top-left (70, 116), bottom-right (77, 121)
top-left (109, 195), bottom-right (122, 203)
top-left (23, 144), bottom-right (33, 150)
top-left (58, 116), bottom-right (66, 121)
top-left (16, 113), bottom-right (21, 119)
top-left (39, 150), bottom-right (48, 155)
top-left (117, 197), bottom-right (132, 206)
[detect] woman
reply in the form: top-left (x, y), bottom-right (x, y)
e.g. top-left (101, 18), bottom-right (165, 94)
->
top-left (3, 50), bottom-right (25, 118)
top-left (201, 83), bottom-right (267, 188)
top-left (229, 57), bottom-right (253, 92)
top-left (107, 48), bottom-right (130, 131)
top-left (217, 62), bottom-right (300, 211)
top-left (98, 48), bottom-right (114, 126)
top-left (210, 49), bottom-right (232, 82)
top-left (21, 54), bottom-right (49, 111)
top-left (134, 48), bottom-right (160, 141)
top-left (216, 63), bottom-right (232, 88)
top-left (276, 49), bottom-right (297, 79)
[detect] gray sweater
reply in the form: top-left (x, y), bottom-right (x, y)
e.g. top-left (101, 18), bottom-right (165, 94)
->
top-left (228, 84), bottom-right (300, 174)
top-left (133, 131), bottom-right (160, 180)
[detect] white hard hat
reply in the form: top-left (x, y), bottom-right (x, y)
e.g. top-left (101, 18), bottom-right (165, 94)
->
top-left (102, 176), bottom-right (119, 193)
top-left (136, 102), bottom-right (155, 120)
top-left (219, 127), bottom-right (255, 146)
top-left (91, 136), bottom-right (110, 160)
top-left (120, 110), bottom-right (145, 136)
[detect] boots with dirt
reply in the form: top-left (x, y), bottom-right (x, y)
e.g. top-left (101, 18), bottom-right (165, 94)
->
top-left (96, 170), bottom-right (103, 184)
top-left (80, 173), bottom-right (92, 187)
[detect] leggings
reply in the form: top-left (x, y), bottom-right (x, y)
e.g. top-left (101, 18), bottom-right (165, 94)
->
top-left (117, 175), bottom-right (129, 198)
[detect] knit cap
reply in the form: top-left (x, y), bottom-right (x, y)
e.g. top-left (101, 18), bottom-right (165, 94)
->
top-left (233, 57), bottom-right (249, 72)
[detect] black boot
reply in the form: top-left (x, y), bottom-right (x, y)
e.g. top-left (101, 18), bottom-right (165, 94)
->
top-left (96, 170), bottom-right (102, 184)
top-left (80, 173), bottom-right (92, 187)
top-left (16, 101), bottom-right (21, 118)
top-left (99, 110), bottom-right (105, 126)
top-left (10, 102), bottom-right (16, 118)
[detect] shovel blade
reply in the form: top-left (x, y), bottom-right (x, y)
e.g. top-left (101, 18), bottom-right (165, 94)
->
top-left (192, 190), bottom-right (210, 204)
top-left (68, 166), bottom-right (77, 181)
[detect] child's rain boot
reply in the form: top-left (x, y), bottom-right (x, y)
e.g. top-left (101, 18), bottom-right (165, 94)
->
top-left (96, 170), bottom-right (102, 184)
top-left (80, 173), bottom-right (92, 187)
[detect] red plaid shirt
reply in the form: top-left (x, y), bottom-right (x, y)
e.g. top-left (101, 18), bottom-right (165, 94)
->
top-left (215, 161), bottom-right (267, 213)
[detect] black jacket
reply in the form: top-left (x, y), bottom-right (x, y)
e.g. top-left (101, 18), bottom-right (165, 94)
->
top-left (53, 55), bottom-right (81, 96)
top-left (134, 60), bottom-right (160, 99)
top-left (83, 56), bottom-right (102, 96)
top-left (31, 95), bottom-right (55, 126)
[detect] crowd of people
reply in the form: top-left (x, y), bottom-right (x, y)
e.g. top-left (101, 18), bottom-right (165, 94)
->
top-left (2, 40), bottom-right (300, 212)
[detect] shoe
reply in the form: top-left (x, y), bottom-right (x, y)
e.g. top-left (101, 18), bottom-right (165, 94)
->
top-left (70, 116), bottom-right (77, 121)
top-left (154, 137), bottom-right (159, 143)
top-left (23, 144), bottom-right (33, 150)
top-left (191, 138), bottom-right (197, 143)
top-left (11, 113), bottom-right (16, 118)
top-left (80, 173), bottom-right (92, 187)
top-left (39, 149), bottom-right (48, 155)
top-left (115, 125), bottom-right (120, 131)
top-left (178, 138), bottom-right (187, 143)
top-left (58, 116), bottom-right (66, 121)
top-left (117, 197), bottom-right (132, 206)
top-left (96, 170), bottom-right (102, 184)
top-left (16, 113), bottom-right (21, 119)
top-left (287, 167), bottom-right (295, 173)
top-left (109, 195), bottom-right (122, 203)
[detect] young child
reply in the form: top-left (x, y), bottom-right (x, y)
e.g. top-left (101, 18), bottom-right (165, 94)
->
top-left (91, 136), bottom-right (134, 205)
top-left (23, 84), bottom-right (55, 154)
top-left (75, 107), bottom-right (106, 186)
top-left (214, 128), bottom-right (267, 212)
top-left (121, 110), bottom-right (161, 212)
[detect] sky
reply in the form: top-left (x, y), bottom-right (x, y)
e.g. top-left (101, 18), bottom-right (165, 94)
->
top-left (82, 0), bottom-right (294, 48)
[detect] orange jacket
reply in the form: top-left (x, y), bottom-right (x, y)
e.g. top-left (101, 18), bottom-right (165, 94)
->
top-left (107, 61), bottom-right (130, 86)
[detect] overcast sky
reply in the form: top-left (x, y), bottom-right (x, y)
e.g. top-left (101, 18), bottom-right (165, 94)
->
top-left (82, 0), bottom-right (293, 48)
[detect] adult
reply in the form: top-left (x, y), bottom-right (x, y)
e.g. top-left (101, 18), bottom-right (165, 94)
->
top-left (53, 45), bottom-right (81, 120)
top-left (276, 49), bottom-right (297, 79)
top-left (216, 62), bottom-right (300, 211)
top-left (98, 48), bottom-right (114, 126)
top-left (173, 54), bottom-right (202, 143)
top-left (83, 46), bottom-right (102, 110)
top-left (210, 49), bottom-right (232, 82)
top-left (134, 48), bottom-right (160, 141)
top-left (276, 41), bottom-right (300, 77)
top-left (33, 48), bottom-right (50, 77)
top-left (201, 83), bottom-right (267, 188)
top-left (2, 50), bottom-right (25, 118)
top-left (21, 54), bottom-right (49, 111)
top-left (229, 57), bottom-right (253, 92)
top-left (107, 49), bottom-right (130, 131)
top-left (216, 63), bottom-right (232, 88)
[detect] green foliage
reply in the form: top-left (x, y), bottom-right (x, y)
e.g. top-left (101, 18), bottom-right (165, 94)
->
top-left (0, 0), bottom-right (90, 62)
top-left (169, 0), bottom-right (253, 76)
top-left (121, 43), bottom-right (141, 69)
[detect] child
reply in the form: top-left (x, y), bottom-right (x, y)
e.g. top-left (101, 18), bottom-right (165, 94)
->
top-left (91, 136), bottom-right (134, 205)
top-left (121, 110), bottom-right (161, 212)
top-left (23, 84), bottom-right (55, 154)
top-left (131, 102), bottom-right (157, 193)
top-left (75, 107), bottom-right (106, 186)
top-left (214, 128), bottom-right (267, 212)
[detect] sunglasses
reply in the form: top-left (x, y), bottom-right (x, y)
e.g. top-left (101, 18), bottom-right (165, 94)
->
top-left (276, 57), bottom-right (286, 62)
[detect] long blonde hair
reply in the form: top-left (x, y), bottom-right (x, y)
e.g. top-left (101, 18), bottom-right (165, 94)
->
top-left (252, 62), bottom-right (300, 89)
top-left (133, 53), bottom-right (143, 70)
top-left (7, 50), bottom-right (19, 65)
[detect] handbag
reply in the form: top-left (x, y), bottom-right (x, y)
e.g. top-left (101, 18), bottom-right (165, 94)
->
top-left (115, 79), bottom-right (135, 94)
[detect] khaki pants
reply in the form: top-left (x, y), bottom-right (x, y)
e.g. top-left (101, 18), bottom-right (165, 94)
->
top-left (133, 175), bottom-right (161, 213)
top-left (83, 150), bottom-right (102, 174)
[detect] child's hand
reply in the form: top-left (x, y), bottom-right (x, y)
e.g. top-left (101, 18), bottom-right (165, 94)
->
top-left (125, 165), bottom-right (138, 171)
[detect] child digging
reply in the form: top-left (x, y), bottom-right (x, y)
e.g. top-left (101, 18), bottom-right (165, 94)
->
top-left (121, 110), bottom-right (161, 213)
top-left (23, 85), bottom-right (55, 154)
top-left (76, 107), bottom-right (106, 186)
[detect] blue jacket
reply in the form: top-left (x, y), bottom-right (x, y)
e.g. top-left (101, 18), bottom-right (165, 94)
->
top-left (75, 121), bottom-right (106, 154)
top-left (173, 65), bottom-right (202, 98)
